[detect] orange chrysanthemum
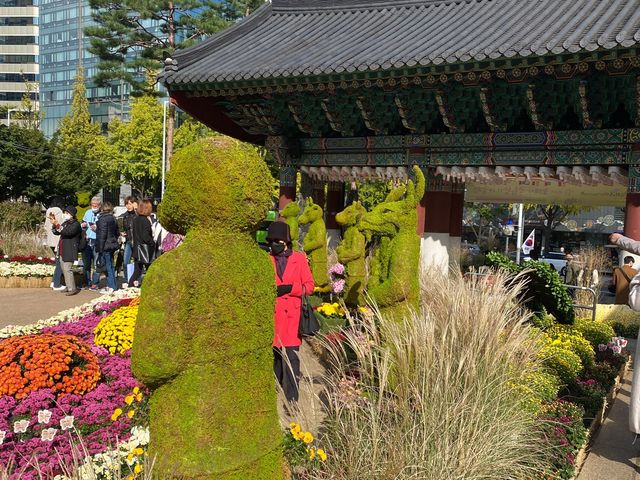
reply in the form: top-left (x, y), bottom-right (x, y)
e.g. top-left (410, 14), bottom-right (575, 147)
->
top-left (0, 334), bottom-right (101, 399)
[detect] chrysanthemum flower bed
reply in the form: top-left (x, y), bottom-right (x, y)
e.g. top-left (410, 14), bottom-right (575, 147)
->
top-left (0, 291), bottom-right (148, 480)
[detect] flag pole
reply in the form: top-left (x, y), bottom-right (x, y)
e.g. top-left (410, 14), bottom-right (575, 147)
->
top-left (516, 203), bottom-right (524, 264)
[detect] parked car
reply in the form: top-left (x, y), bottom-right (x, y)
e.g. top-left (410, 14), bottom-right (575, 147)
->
top-left (540, 251), bottom-right (567, 277)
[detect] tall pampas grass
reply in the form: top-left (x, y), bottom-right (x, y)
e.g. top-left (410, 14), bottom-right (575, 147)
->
top-left (311, 269), bottom-right (549, 480)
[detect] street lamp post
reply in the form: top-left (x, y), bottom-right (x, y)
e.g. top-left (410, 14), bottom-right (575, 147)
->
top-left (161, 100), bottom-right (168, 198)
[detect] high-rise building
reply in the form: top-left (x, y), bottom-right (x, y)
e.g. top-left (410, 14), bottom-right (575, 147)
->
top-left (0, 0), bottom-right (39, 125)
top-left (39, 0), bottom-right (129, 137)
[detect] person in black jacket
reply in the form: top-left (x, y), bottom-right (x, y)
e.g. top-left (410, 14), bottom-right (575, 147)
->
top-left (96, 201), bottom-right (120, 292)
top-left (119, 196), bottom-right (138, 282)
top-left (53, 206), bottom-right (81, 296)
top-left (130, 198), bottom-right (155, 287)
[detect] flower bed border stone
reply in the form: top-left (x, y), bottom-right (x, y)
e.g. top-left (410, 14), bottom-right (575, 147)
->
top-left (0, 276), bottom-right (52, 288)
top-left (570, 356), bottom-right (630, 480)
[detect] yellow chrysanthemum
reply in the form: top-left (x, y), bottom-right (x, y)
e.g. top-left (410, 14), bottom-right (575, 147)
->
top-left (133, 386), bottom-right (140, 394)
top-left (125, 395), bottom-right (134, 405)
top-left (134, 464), bottom-right (142, 474)
top-left (127, 409), bottom-right (135, 418)
top-left (307, 448), bottom-right (315, 460)
top-left (94, 305), bottom-right (138, 355)
top-left (302, 432), bottom-right (314, 444)
top-left (111, 408), bottom-right (123, 421)
top-left (317, 448), bottom-right (327, 462)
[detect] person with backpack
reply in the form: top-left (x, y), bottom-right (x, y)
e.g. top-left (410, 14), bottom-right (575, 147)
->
top-left (96, 201), bottom-right (120, 293)
top-left (53, 206), bottom-right (82, 296)
top-left (611, 255), bottom-right (637, 305)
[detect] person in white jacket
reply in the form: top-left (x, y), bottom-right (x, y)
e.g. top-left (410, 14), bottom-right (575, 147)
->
top-left (609, 232), bottom-right (640, 435)
top-left (44, 201), bottom-right (65, 291)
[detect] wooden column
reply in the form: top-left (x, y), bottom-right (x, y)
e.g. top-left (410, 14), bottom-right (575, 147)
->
top-left (622, 166), bottom-right (640, 266)
top-left (419, 170), bottom-right (453, 272)
top-left (278, 166), bottom-right (297, 211)
top-left (311, 182), bottom-right (326, 212)
top-left (326, 182), bottom-right (345, 230)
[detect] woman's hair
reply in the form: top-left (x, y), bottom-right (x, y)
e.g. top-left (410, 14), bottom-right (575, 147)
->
top-left (124, 195), bottom-right (138, 205)
top-left (101, 201), bottom-right (114, 214)
top-left (137, 199), bottom-right (153, 217)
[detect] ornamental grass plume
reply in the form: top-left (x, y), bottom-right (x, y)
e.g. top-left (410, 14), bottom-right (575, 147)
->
top-left (314, 269), bottom-right (550, 480)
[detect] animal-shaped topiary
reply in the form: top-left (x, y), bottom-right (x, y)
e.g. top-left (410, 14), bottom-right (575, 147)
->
top-left (335, 201), bottom-right (367, 306)
top-left (280, 201), bottom-right (301, 250)
top-left (359, 166), bottom-right (425, 321)
top-left (75, 192), bottom-right (91, 223)
top-left (299, 198), bottom-right (329, 290)
top-left (131, 137), bottom-right (283, 479)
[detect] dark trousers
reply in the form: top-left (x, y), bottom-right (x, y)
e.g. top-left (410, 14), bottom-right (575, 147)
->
top-left (51, 246), bottom-right (63, 287)
top-left (273, 346), bottom-right (300, 403)
top-left (129, 261), bottom-right (148, 285)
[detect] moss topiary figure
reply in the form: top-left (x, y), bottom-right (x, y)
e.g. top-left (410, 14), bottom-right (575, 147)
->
top-left (299, 198), bottom-right (329, 290)
top-left (131, 137), bottom-right (283, 480)
top-left (75, 192), bottom-right (91, 222)
top-left (280, 201), bottom-right (301, 250)
top-left (335, 201), bottom-right (367, 306)
top-left (359, 166), bottom-right (425, 321)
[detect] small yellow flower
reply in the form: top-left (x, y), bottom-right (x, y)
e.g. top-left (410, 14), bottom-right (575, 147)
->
top-left (127, 409), bottom-right (135, 419)
top-left (134, 464), bottom-right (142, 474)
top-left (302, 432), bottom-right (314, 444)
top-left (133, 386), bottom-right (140, 394)
top-left (126, 453), bottom-right (134, 462)
top-left (134, 447), bottom-right (144, 455)
top-left (307, 448), bottom-right (315, 460)
top-left (111, 408), bottom-right (123, 421)
top-left (125, 395), bottom-right (134, 405)
top-left (135, 392), bottom-right (143, 402)
top-left (317, 448), bottom-right (327, 462)
top-left (126, 476), bottom-right (133, 480)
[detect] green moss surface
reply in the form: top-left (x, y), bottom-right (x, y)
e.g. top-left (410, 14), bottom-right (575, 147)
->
top-left (281, 202), bottom-right (301, 250)
top-left (132, 137), bottom-right (283, 479)
top-left (76, 191), bottom-right (91, 222)
top-left (359, 166), bottom-right (425, 321)
top-left (299, 198), bottom-right (328, 288)
top-left (335, 202), bottom-right (367, 306)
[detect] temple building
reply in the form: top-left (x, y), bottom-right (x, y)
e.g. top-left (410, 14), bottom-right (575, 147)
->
top-left (160, 0), bottom-right (640, 268)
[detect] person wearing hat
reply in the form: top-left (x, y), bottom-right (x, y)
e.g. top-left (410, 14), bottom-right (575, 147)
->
top-left (52, 206), bottom-right (82, 296)
top-left (267, 220), bottom-right (315, 403)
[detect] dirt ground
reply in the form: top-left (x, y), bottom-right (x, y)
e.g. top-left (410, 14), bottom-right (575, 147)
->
top-left (0, 288), bottom-right (98, 328)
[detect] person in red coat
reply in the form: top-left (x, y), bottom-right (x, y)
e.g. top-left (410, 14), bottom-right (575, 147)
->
top-left (267, 221), bottom-right (315, 403)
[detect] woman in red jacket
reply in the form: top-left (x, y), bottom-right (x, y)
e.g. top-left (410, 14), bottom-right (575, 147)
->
top-left (267, 221), bottom-right (315, 403)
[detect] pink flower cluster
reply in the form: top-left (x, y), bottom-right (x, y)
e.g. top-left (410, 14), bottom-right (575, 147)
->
top-left (329, 263), bottom-right (346, 294)
top-left (0, 298), bottom-right (147, 480)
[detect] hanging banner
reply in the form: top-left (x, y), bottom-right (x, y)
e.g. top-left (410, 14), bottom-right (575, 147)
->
top-left (466, 180), bottom-right (626, 207)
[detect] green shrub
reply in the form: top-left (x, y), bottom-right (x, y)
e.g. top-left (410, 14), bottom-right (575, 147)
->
top-left (514, 370), bottom-right (560, 413)
top-left (595, 304), bottom-right (640, 339)
top-left (0, 201), bottom-right (42, 231)
top-left (531, 310), bottom-right (555, 331)
top-left (540, 344), bottom-right (583, 383)
top-left (546, 328), bottom-right (595, 369)
top-left (573, 318), bottom-right (615, 348)
top-left (485, 253), bottom-right (575, 324)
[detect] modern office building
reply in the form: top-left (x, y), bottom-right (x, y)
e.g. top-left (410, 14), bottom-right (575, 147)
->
top-left (39, 0), bottom-right (130, 137)
top-left (0, 0), bottom-right (39, 124)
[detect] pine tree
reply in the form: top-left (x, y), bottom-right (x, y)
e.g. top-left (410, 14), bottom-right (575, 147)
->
top-left (53, 68), bottom-right (109, 196)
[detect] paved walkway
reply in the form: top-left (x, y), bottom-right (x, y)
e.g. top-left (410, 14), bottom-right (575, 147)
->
top-left (579, 340), bottom-right (640, 479)
top-left (0, 288), bottom-right (98, 328)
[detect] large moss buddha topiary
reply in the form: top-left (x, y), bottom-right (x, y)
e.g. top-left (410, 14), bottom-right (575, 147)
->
top-left (299, 198), bottom-right (329, 290)
top-left (280, 201), bottom-right (301, 250)
top-left (335, 201), bottom-right (367, 307)
top-left (131, 137), bottom-right (283, 479)
top-left (75, 192), bottom-right (91, 222)
top-left (359, 166), bottom-right (425, 321)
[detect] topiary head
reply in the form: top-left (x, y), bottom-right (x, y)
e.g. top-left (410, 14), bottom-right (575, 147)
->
top-left (158, 136), bottom-right (273, 234)
top-left (281, 201), bottom-right (301, 219)
top-left (359, 166), bottom-right (424, 237)
top-left (335, 202), bottom-right (366, 228)
top-left (76, 192), bottom-right (91, 207)
top-left (299, 198), bottom-right (323, 225)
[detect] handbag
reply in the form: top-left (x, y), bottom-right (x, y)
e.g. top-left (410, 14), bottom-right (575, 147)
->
top-left (95, 254), bottom-right (106, 273)
top-left (136, 243), bottom-right (155, 264)
top-left (299, 288), bottom-right (321, 338)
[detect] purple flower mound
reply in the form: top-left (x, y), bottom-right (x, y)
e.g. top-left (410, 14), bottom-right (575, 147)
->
top-left (0, 298), bottom-right (147, 479)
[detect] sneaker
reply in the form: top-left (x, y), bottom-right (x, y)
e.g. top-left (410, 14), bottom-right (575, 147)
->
top-left (49, 281), bottom-right (54, 289)
top-left (52, 285), bottom-right (67, 292)
top-left (89, 285), bottom-right (99, 291)
top-left (121, 283), bottom-right (128, 289)
top-left (65, 289), bottom-right (80, 296)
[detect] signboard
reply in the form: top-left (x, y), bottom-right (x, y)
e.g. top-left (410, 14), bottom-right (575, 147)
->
top-left (466, 180), bottom-right (626, 207)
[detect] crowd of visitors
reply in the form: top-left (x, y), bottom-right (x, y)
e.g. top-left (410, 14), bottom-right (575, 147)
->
top-left (46, 195), bottom-right (167, 295)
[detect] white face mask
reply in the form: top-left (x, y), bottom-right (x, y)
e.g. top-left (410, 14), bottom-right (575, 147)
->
top-left (63, 213), bottom-right (72, 221)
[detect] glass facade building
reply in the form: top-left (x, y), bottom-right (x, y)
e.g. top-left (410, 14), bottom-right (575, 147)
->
top-left (39, 0), bottom-right (130, 137)
top-left (0, 0), bottom-right (39, 122)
